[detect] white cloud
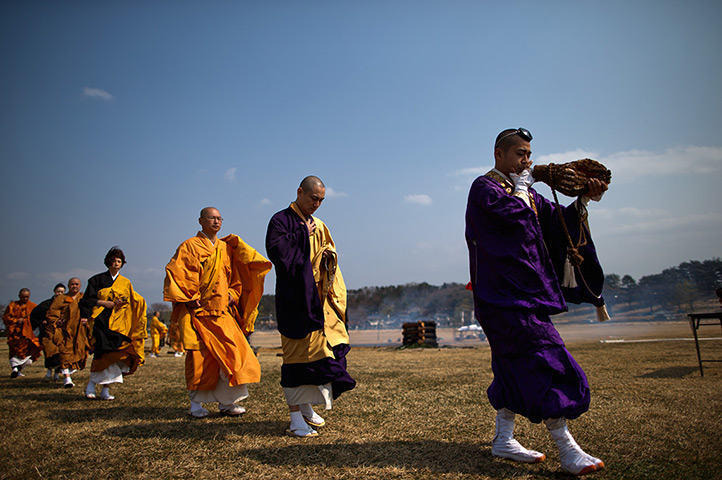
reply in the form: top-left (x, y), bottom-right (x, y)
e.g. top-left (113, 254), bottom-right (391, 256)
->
top-left (601, 146), bottom-right (722, 182)
top-left (37, 269), bottom-right (97, 285)
top-left (404, 194), bottom-right (432, 205)
top-left (82, 87), bottom-right (115, 101)
top-left (224, 167), bottom-right (237, 182)
top-left (326, 187), bottom-right (348, 198)
top-left (7, 272), bottom-right (29, 280)
top-left (599, 212), bottom-right (722, 237)
top-left (259, 198), bottom-right (271, 207)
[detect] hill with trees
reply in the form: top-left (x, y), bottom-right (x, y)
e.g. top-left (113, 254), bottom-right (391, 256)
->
top-left (254, 257), bottom-right (722, 331)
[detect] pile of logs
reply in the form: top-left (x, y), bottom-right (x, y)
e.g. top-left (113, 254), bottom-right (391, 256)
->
top-left (402, 321), bottom-right (438, 347)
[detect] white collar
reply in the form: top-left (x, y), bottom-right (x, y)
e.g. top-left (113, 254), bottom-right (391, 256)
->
top-left (200, 231), bottom-right (216, 246)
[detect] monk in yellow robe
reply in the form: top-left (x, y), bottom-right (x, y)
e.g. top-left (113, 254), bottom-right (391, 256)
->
top-left (3, 288), bottom-right (41, 378)
top-left (149, 312), bottom-right (168, 358)
top-left (164, 207), bottom-right (271, 418)
top-left (46, 277), bottom-right (91, 388)
top-left (81, 247), bottom-right (148, 400)
top-left (167, 309), bottom-right (185, 357)
top-left (266, 176), bottom-right (356, 437)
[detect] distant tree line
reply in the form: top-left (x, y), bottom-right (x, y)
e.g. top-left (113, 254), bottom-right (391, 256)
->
top-left (2, 258), bottom-right (719, 334)
top-left (602, 258), bottom-right (722, 314)
top-left (254, 257), bottom-right (722, 330)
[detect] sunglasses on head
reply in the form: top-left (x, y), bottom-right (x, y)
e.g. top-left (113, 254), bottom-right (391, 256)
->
top-left (495, 127), bottom-right (533, 148)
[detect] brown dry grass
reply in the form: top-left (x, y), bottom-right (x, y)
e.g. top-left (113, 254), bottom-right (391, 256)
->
top-left (1, 333), bottom-right (720, 480)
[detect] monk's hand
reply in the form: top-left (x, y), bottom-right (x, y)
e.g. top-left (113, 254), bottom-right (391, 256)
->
top-left (322, 250), bottom-right (333, 265)
top-left (585, 178), bottom-right (608, 201)
top-left (305, 216), bottom-right (316, 236)
top-left (228, 293), bottom-right (236, 307)
top-left (98, 300), bottom-right (115, 309)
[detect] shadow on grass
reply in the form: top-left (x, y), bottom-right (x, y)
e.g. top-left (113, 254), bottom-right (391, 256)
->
top-left (239, 440), bottom-right (560, 478)
top-left (636, 366), bottom-right (699, 378)
top-left (101, 419), bottom-right (290, 439)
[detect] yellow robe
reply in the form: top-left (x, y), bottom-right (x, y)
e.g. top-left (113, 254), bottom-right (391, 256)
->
top-left (89, 275), bottom-right (148, 374)
top-left (164, 232), bottom-right (271, 390)
top-left (150, 315), bottom-right (168, 355)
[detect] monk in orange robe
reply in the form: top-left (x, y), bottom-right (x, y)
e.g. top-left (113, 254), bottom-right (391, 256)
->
top-left (149, 312), bottom-right (168, 358)
top-left (164, 207), bottom-right (271, 418)
top-left (46, 277), bottom-right (91, 388)
top-left (2, 288), bottom-right (41, 378)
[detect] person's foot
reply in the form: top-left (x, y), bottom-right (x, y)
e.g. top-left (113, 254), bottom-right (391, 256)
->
top-left (189, 407), bottom-right (209, 418)
top-left (285, 426), bottom-right (318, 438)
top-left (219, 405), bottom-right (246, 417)
top-left (149, 353), bottom-right (158, 358)
top-left (10, 368), bottom-right (19, 379)
top-left (492, 437), bottom-right (546, 463)
top-left (300, 404), bottom-right (326, 427)
top-left (45, 370), bottom-right (53, 379)
top-left (63, 377), bottom-right (75, 388)
top-left (174, 352), bottom-right (183, 357)
top-left (100, 387), bottom-right (114, 401)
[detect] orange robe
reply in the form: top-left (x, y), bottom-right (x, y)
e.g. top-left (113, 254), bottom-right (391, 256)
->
top-left (46, 293), bottom-right (91, 371)
top-left (150, 315), bottom-right (168, 355)
top-left (164, 232), bottom-right (270, 391)
top-left (2, 301), bottom-right (41, 361)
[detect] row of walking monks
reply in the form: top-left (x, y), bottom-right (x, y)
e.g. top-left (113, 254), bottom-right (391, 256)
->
top-left (4, 177), bottom-right (356, 439)
top-left (2, 275), bottom-right (175, 399)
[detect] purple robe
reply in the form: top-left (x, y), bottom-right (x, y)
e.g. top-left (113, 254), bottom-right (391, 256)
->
top-left (465, 173), bottom-right (605, 422)
top-left (266, 206), bottom-right (355, 399)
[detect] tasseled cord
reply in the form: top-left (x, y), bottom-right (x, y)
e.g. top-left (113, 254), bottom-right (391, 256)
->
top-left (596, 304), bottom-right (610, 322)
top-left (562, 255), bottom-right (578, 288)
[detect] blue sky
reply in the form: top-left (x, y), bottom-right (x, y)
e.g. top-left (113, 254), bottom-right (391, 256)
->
top-left (1, 0), bottom-right (721, 306)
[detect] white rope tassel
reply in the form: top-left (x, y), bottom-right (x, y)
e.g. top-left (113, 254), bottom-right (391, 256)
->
top-left (596, 305), bottom-right (610, 322)
top-left (562, 255), bottom-right (578, 288)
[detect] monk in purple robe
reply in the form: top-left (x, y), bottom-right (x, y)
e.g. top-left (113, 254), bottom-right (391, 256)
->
top-left (266, 175), bottom-right (355, 437)
top-left (466, 128), bottom-right (609, 476)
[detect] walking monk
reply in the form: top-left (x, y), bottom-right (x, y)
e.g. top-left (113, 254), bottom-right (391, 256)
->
top-left (3, 288), bottom-right (41, 378)
top-left (164, 207), bottom-right (271, 418)
top-left (266, 176), bottom-right (356, 437)
top-left (82, 247), bottom-right (148, 400)
top-left (149, 311), bottom-right (168, 358)
top-left (46, 278), bottom-right (91, 388)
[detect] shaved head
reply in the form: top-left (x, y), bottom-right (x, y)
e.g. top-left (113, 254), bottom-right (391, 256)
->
top-left (299, 176), bottom-right (325, 192)
top-left (200, 206), bottom-right (220, 219)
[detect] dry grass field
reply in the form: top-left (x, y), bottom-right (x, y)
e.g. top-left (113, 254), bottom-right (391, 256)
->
top-left (1, 322), bottom-right (721, 480)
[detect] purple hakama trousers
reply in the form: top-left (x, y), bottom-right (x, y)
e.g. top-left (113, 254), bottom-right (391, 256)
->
top-left (478, 305), bottom-right (590, 423)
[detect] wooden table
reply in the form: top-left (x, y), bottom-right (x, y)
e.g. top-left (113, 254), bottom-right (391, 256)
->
top-left (687, 311), bottom-right (722, 376)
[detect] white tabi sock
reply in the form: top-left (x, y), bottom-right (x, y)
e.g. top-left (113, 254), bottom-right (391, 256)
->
top-left (491, 408), bottom-right (546, 463)
top-left (85, 380), bottom-right (97, 396)
top-left (299, 404), bottom-right (325, 427)
top-left (289, 410), bottom-right (316, 436)
top-left (545, 417), bottom-right (600, 475)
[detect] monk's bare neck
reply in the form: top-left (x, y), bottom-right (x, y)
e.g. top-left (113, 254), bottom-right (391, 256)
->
top-left (201, 230), bottom-right (218, 244)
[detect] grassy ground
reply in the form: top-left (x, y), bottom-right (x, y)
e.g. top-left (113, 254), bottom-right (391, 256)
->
top-left (1, 335), bottom-right (720, 480)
